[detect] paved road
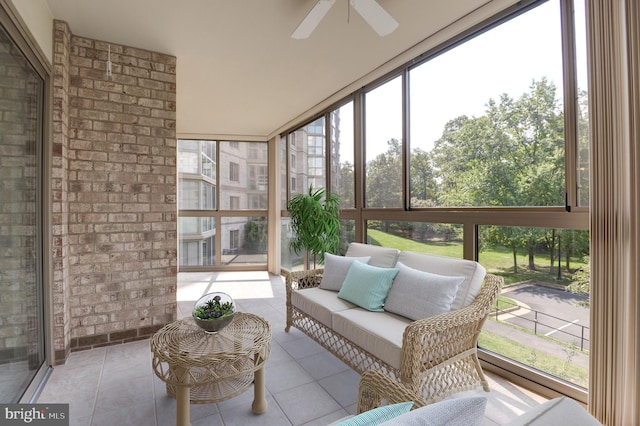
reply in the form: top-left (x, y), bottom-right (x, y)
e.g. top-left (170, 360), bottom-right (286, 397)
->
top-left (480, 281), bottom-right (590, 373)
top-left (501, 282), bottom-right (590, 351)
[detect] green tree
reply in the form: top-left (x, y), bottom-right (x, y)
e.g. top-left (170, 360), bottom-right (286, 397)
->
top-left (432, 78), bottom-right (564, 208)
top-left (244, 218), bottom-right (267, 252)
top-left (562, 229), bottom-right (589, 271)
top-left (432, 79), bottom-right (565, 267)
top-left (410, 148), bottom-right (437, 203)
top-left (338, 161), bottom-right (354, 208)
top-left (568, 258), bottom-right (590, 307)
top-left (366, 138), bottom-right (402, 208)
top-left (484, 226), bottom-right (528, 273)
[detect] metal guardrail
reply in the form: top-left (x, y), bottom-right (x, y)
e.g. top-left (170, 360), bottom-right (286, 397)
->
top-left (492, 299), bottom-right (590, 351)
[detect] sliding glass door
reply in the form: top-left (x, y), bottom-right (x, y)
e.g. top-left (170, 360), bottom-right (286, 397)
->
top-left (0, 20), bottom-right (45, 402)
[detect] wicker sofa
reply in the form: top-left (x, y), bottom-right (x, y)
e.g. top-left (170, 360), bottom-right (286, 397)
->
top-left (285, 242), bottom-right (503, 404)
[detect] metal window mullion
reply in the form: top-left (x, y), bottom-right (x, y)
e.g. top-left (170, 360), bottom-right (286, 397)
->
top-left (402, 68), bottom-right (410, 212)
top-left (561, 0), bottom-right (579, 210)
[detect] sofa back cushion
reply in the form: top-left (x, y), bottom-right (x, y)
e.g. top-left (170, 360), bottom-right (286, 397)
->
top-left (346, 242), bottom-right (400, 268)
top-left (319, 253), bottom-right (371, 291)
top-left (396, 251), bottom-right (486, 310)
top-left (384, 262), bottom-right (465, 320)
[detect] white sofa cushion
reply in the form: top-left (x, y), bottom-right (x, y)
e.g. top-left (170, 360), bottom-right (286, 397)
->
top-left (332, 308), bottom-right (410, 369)
top-left (384, 262), bottom-right (465, 320)
top-left (505, 397), bottom-right (602, 426)
top-left (346, 242), bottom-right (400, 268)
top-left (319, 253), bottom-right (371, 291)
top-left (397, 251), bottom-right (486, 310)
top-left (291, 287), bottom-right (356, 327)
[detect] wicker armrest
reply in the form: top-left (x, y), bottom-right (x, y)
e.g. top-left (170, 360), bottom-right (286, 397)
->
top-left (358, 370), bottom-right (427, 413)
top-left (399, 274), bottom-right (503, 392)
top-left (285, 268), bottom-right (324, 332)
top-left (285, 268), bottom-right (324, 291)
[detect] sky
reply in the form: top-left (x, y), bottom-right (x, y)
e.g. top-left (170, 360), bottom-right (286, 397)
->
top-left (354, 0), bottom-right (588, 160)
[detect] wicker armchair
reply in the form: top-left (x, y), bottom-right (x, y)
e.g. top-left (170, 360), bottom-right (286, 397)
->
top-left (285, 269), bottom-right (503, 404)
top-left (358, 370), bottom-right (428, 413)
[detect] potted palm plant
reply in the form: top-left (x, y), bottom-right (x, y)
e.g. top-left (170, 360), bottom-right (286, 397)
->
top-left (287, 185), bottom-right (342, 268)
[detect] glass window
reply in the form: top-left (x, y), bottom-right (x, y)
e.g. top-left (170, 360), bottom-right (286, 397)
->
top-left (280, 0), bottom-right (588, 396)
top-left (178, 140), bottom-right (268, 269)
top-left (340, 219), bottom-right (356, 254)
top-left (178, 140), bottom-right (217, 211)
top-left (0, 21), bottom-right (46, 402)
top-left (229, 229), bottom-right (239, 250)
top-left (220, 141), bottom-right (268, 210)
top-left (281, 135), bottom-right (288, 210)
top-left (230, 196), bottom-right (240, 210)
top-left (289, 128), bottom-right (307, 195)
top-left (366, 221), bottom-right (463, 258)
top-left (330, 101), bottom-right (355, 208)
top-left (178, 140), bottom-right (216, 177)
top-left (221, 217), bottom-right (268, 265)
top-left (179, 217), bottom-right (216, 266)
top-left (478, 225), bottom-right (590, 388)
top-left (281, 217), bottom-right (303, 271)
top-left (288, 117), bottom-right (326, 196)
top-left (409, 0), bottom-right (565, 208)
top-left (365, 76), bottom-right (403, 208)
top-left (574, 0), bottom-right (589, 207)
top-left (229, 162), bottom-right (240, 182)
top-left (179, 180), bottom-right (215, 210)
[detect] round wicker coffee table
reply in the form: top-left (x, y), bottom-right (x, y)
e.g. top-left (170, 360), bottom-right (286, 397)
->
top-left (151, 313), bottom-right (271, 426)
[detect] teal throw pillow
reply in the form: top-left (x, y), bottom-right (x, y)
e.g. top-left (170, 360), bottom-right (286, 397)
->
top-left (337, 261), bottom-right (399, 312)
top-left (337, 402), bottom-right (413, 426)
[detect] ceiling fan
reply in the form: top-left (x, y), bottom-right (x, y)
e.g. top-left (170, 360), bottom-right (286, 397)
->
top-left (291, 0), bottom-right (399, 39)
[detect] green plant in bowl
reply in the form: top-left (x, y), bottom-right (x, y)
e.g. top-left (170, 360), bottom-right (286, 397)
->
top-left (193, 293), bottom-right (235, 332)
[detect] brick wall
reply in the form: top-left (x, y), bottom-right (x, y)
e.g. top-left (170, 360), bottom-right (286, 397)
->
top-left (52, 20), bottom-right (177, 363)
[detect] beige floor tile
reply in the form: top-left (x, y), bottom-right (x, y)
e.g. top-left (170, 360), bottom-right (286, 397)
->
top-left (36, 271), bottom-right (547, 426)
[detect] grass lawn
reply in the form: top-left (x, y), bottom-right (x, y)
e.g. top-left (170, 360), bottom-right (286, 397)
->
top-left (479, 330), bottom-right (588, 388)
top-left (366, 228), bottom-right (588, 286)
top-left (367, 229), bottom-right (463, 258)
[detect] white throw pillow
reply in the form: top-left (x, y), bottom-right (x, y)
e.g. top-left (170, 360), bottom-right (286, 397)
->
top-left (384, 262), bottom-right (465, 320)
top-left (378, 396), bottom-right (487, 426)
top-left (505, 397), bottom-right (602, 426)
top-left (319, 253), bottom-right (371, 291)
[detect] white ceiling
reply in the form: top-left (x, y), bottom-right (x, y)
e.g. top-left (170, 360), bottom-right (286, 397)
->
top-left (45, 0), bottom-right (499, 139)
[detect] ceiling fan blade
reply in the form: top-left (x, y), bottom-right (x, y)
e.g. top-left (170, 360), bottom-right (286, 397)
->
top-left (291, 0), bottom-right (336, 39)
top-left (349, 0), bottom-right (398, 36)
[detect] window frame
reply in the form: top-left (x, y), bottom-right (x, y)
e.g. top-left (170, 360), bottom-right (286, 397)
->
top-left (178, 139), bottom-right (268, 271)
top-left (280, 0), bottom-right (589, 402)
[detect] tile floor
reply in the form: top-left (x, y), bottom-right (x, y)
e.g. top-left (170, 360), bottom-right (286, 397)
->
top-left (37, 271), bottom-right (547, 426)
